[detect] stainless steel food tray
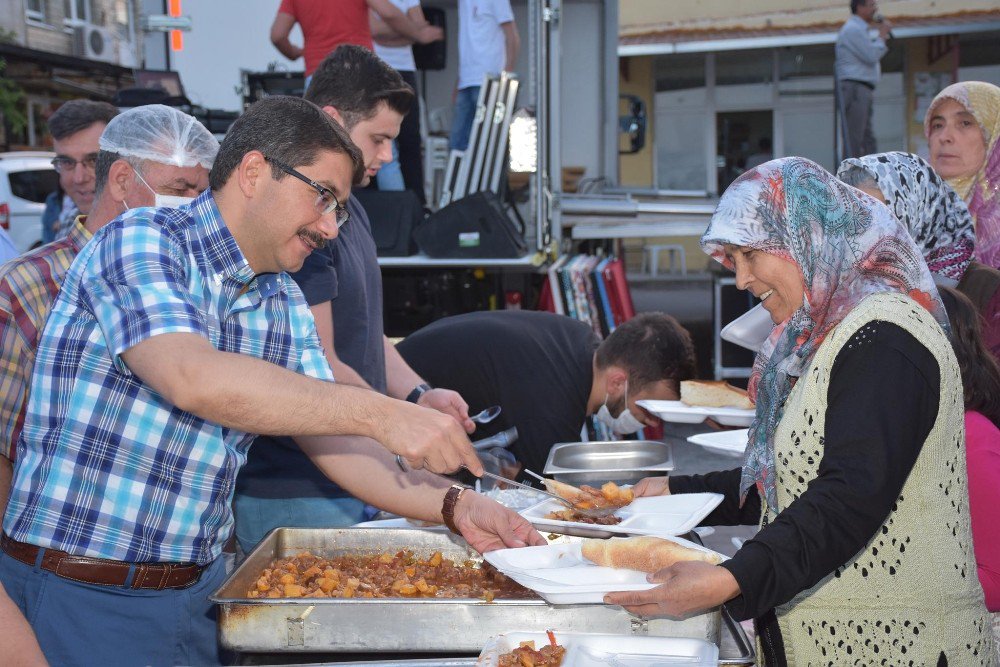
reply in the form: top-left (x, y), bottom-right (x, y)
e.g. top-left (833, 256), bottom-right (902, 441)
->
top-left (231, 608), bottom-right (753, 665)
top-left (211, 528), bottom-right (719, 653)
top-left (543, 440), bottom-right (674, 485)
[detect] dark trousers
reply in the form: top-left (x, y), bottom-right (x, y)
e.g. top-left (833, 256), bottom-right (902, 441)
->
top-left (840, 79), bottom-right (877, 158)
top-left (398, 70), bottom-right (426, 204)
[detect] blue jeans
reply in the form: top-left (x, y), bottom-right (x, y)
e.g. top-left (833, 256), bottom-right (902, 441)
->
top-left (233, 494), bottom-right (367, 556)
top-left (449, 85), bottom-right (481, 151)
top-left (0, 549), bottom-right (227, 666)
top-left (376, 140), bottom-right (406, 191)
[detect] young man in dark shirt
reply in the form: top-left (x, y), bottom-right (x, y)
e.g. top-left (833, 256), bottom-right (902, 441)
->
top-left (397, 310), bottom-right (697, 476)
top-left (235, 46), bottom-right (474, 554)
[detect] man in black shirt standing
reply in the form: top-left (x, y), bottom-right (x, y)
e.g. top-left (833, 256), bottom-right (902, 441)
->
top-left (397, 310), bottom-right (697, 476)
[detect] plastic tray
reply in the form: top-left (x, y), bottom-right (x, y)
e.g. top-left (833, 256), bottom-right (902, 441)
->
top-left (686, 430), bottom-right (749, 457)
top-left (483, 537), bottom-right (726, 605)
top-left (637, 400), bottom-right (755, 428)
top-left (520, 492), bottom-right (724, 539)
top-left (477, 631), bottom-right (718, 666)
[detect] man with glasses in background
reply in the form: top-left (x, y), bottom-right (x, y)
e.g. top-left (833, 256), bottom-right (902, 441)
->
top-left (1, 96), bottom-right (537, 665)
top-left (41, 100), bottom-right (118, 242)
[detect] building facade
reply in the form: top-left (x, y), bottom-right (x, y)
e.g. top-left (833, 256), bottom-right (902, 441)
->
top-left (618, 0), bottom-right (1000, 193)
top-left (0, 0), bottom-right (142, 149)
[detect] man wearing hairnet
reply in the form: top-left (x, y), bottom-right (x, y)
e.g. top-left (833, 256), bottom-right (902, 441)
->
top-left (0, 104), bottom-right (218, 519)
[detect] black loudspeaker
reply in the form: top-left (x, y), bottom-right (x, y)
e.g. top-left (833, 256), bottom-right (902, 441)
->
top-left (351, 189), bottom-right (422, 256)
top-left (413, 7), bottom-right (446, 71)
top-left (414, 191), bottom-right (527, 259)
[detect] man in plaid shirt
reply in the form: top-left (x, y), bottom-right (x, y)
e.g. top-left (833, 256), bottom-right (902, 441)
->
top-left (0, 104), bottom-right (218, 518)
top-left (0, 96), bottom-right (540, 666)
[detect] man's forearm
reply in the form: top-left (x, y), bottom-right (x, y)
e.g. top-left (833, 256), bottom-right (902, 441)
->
top-left (384, 336), bottom-right (425, 400)
top-left (381, 12), bottom-right (427, 42)
top-left (191, 351), bottom-right (392, 439)
top-left (502, 23), bottom-right (520, 71)
top-left (295, 434), bottom-right (451, 521)
top-left (371, 13), bottom-right (412, 47)
top-left (124, 336), bottom-right (394, 442)
top-left (273, 38), bottom-right (301, 60)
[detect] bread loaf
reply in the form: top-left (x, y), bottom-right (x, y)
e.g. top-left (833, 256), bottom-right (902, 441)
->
top-left (581, 536), bottom-right (722, 573)
top-left (680, 380), bottom-right (754, 409)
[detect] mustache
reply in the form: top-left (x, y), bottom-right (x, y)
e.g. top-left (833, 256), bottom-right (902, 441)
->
top-left (297, 229), bottom-right (327, 251)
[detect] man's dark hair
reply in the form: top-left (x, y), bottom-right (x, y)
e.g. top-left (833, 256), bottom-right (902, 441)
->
top-left (850, 0), bottom-right (865, 14)
top-left (48, 99), bottom-right (118, 142)
top-left (595, 312), bottom-right (696, 392)
top-left (94, 150), bottom-right (140, 198)
top-left (209, 96), bottom-right (364, 191)
top-left (305, 44), bottom-right (414, 129)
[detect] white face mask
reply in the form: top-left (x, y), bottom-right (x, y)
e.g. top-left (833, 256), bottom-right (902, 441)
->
top-left (594, 380), bottom-right (645, 434)
top-left (133, 168), bottom-right (194, 209)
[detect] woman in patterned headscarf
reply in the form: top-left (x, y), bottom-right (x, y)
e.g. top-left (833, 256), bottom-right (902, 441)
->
top-left (837, 151), bottom-right (975, 283)
top-left (837, 151), bottom-right (1000, 360)
top-left (925, 81), bottom-right (1000, 268)
top-left (608, 158), bottom-right (993, 666)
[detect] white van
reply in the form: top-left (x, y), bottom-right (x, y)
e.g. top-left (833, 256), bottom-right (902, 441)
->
top-left (0, 151), bottom-right (59, 252)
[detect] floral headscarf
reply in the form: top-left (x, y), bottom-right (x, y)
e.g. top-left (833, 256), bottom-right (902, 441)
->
top-left (924, 81), bottom-right (1000, 268)
top-left (837, 152), bottom-right (975, 282)
top-left (702, 157), bottom-right (948, 512)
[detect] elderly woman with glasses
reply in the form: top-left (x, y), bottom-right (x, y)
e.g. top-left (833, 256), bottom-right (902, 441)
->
top-left (609, 157), bottom-right (993, 666)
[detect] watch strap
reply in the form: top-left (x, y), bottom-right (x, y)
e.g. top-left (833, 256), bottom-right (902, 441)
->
top-left (441, 484), bottom-right (468, 535)
top-left (406, 382), bottom-right (432, 403)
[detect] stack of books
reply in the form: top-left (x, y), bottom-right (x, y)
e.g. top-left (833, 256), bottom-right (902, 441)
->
top-left (538, 254), bottom-right (635, 339)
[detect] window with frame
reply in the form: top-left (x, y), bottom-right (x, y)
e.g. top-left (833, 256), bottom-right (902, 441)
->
top-left (26, 0), bottom-right (47, 22)
top-left (63, 0), bottom-right (95, 25)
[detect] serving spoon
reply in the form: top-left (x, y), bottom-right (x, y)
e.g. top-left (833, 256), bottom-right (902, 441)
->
top-left (470, 405), bottom-right (502, 424)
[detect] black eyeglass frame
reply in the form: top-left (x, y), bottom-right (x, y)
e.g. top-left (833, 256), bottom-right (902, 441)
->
top-left (51, 153), bottom-right (100, 174)
top-left (264, 155), bottom-right (349, 227)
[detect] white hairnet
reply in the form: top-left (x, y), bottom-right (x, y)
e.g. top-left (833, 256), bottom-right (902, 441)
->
top-left (99, 104), bottom-right (218, 169)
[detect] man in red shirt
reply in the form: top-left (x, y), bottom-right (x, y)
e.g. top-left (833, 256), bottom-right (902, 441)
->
top-left (271, 0), bottom-right (443, 78)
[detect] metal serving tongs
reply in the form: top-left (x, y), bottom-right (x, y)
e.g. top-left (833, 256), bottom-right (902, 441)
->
top-left (474, 469), bottom-right (620, 519)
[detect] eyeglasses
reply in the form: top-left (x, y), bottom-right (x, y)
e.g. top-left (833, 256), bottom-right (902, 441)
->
top-left (51, 153), bottom-right (99, 174)
top-left (264, 156), bottom-right (349, 228)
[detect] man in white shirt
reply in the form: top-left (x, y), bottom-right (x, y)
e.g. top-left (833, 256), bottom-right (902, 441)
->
top-left (449, 0), bottom-right (520, 151)
top-left (835, 0), bottom-right (892, 158)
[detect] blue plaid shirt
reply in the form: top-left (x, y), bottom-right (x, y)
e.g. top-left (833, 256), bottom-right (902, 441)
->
top-left (4, 190), bottom-right (333, 565)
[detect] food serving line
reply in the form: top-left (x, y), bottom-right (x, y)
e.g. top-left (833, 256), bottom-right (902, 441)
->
top-left (211, 435), bottom-right (756, 665)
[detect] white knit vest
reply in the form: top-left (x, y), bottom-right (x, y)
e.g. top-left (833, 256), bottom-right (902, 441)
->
top-left (763, 293), bottom-right (995, 666)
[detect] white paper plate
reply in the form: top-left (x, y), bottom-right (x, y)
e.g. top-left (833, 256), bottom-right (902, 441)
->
top-left (519, 492), bottom-right (723, 538)
top-left (638, 399), bottom-right (756, 428)
top-left (686, 429), bottom-right (749, 457)
top-left (483, 537), bottom-right (725, 605)
top-left (477, 631), bottom-right (719, 667)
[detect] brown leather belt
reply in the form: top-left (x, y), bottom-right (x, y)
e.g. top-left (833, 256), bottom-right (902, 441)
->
top-left (1, 533), bottom-right (203, 590)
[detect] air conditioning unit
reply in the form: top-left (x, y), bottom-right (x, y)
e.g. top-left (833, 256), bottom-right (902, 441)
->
top-left (72, 26), bottom-right (117, 64)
